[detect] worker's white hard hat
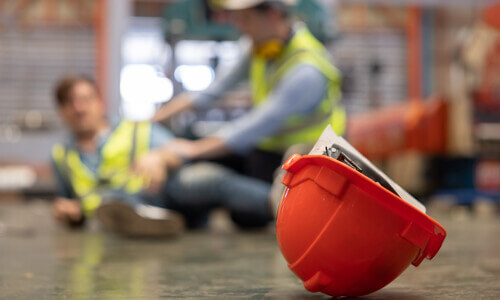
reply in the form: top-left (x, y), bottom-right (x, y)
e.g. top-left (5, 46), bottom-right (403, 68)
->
top-left (212, 0), bottom-right (296, 10)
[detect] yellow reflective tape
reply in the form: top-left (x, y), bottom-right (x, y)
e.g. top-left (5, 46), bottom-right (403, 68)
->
top-left (52, 143), bottom-right (65, 162)
top-left (135, 122), bottom-right (152, 157)
top-left (51, 144), bottom-right (68, 179)
top-left (124, 121), bottom-right (152, 194)
top-left (331, 105), bottom-right (346, 136)
top-left (100, 121), bottom-right (134, 170)
top-left (125, 176), bottom-right (145, 194)
top-left (81, 193), bottom-right (101, 216)
top-left (250, 57), bottom-right (268, 106)
top-left (99, 120), bottom-right (152, 195)
top-left (66, 150), bottom-right (97, 197)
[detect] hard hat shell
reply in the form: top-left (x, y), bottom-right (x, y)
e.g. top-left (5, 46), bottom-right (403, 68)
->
top-left (276, 154), bottom-right (446, 297)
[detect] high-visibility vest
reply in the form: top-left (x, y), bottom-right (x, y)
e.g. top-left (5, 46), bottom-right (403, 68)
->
top-left (52, 120), bottom-right (152, 216)
top-left (250, 26), bottom-right (346, 152)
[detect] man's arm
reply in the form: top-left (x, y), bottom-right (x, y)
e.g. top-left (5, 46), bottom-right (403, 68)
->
top-left (130, 122), bottom-right (181, 192)
top-left (213, 64), bottom-right (328, 154)
top-left (165, 136), bottom-right (230, 161)
top-left (51, 159), bottom-right (85, 226)
top-left (162, 64), bottom-right (329, 160)
top-left (153, 50), bottom-right (251, 121)
top-left (149, 122), bottom-right (175, 149)
top-left (52, 198), bottom-right (85, 227)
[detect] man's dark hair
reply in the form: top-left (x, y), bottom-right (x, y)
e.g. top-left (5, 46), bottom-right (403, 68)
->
top-left (54, 75), bottom-right (98, 107)
top-left (254, 1), bottom-right (292, 18)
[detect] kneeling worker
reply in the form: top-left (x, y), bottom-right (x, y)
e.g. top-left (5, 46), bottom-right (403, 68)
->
top-left (153, 0), bottom-right (346, 182)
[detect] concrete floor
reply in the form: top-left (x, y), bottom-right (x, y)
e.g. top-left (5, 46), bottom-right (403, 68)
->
top-left (0, 200), bottom-right (499, 299)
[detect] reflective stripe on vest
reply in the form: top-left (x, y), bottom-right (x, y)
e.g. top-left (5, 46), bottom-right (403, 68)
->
top-left (250, 26), bottom-right (346, 152)
top-left (52, 120), bottom-right (152, 216)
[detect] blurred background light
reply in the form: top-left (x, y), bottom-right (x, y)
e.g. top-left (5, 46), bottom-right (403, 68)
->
top-left (174, 65), bottom-right (215, 91)
top-left (119, 17), bottom-right (171, 121)
top-left (120, 64), bottom-right (174, 120)
top-left (123, 31), bottom-right (170, 66)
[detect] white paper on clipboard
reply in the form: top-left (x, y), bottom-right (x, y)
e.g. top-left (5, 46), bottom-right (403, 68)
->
top-left (309, 125), bottom-right (426, 213)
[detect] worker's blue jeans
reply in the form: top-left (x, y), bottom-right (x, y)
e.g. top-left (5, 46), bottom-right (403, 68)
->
top-left (99, 162), bottom-right (273, 229)
top-left (162, 162), bottom-right (274, 229)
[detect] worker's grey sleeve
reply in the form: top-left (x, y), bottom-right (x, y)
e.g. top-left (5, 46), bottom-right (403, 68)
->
top-left (190, 53), bottom-right (251, 109)
top-left (215, 64), bottom-right (328, 154)
top-left (52, 159), bottom-right (73, 199)
top-left (149, 123), bottom-right (175, 149)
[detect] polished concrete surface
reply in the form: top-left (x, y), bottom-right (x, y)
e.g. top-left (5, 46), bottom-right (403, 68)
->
top-left (0, 201), bottom-right (499, 299)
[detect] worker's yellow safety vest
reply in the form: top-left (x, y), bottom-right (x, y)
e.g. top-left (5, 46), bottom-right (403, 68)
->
top-left (52, 120), bottom-right (152, 216)
top-left (250, 26), bottom-right (346, 152)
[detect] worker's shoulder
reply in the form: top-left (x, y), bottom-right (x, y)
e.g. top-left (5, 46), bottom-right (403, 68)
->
top-left (51, 138), bottom-right (73, 160)
top-left (281, 63), bottom-right (329, 84)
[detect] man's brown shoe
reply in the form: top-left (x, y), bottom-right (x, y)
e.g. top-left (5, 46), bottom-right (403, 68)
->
top-left (95, 202), bottom-right (185, 238)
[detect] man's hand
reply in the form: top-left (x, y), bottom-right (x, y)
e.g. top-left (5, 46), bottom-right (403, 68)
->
top-left (132, 149), bottom-right (182, 193)
top-left (52, 198), bottom-right (84, 226)
top-left (166, 137), bottom-right (229, 161)
top-left (132, 137), bottom-right (228, 192)
top-left (165, 138), bottom-right (200, 159)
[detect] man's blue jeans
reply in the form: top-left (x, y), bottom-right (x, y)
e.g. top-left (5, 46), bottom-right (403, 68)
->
top-left (162, 162), bottom-right (274, 229)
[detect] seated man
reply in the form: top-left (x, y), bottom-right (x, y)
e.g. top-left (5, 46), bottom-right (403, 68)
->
top-left (51, 75), bottom-right (273, 236)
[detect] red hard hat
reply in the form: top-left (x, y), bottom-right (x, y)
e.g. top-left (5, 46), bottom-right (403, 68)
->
top-left (276, 154), bottom-right (446, 297)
